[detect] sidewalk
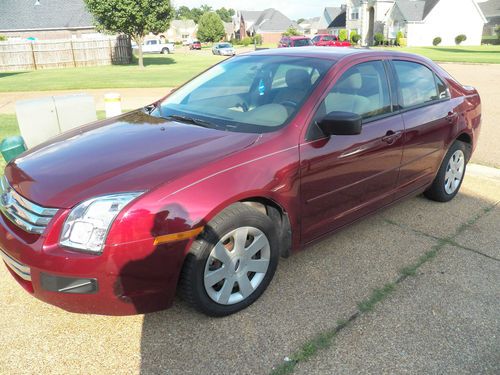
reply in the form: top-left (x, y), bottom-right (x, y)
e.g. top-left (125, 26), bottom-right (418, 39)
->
top-left (0, 87), bottom-right (171, 114)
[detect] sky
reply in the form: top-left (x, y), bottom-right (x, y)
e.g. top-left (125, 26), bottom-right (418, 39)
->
top-left (172, 0), bottom-right (345, 20)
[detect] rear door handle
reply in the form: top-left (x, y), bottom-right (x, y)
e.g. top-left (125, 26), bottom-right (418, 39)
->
top-left (381, 130), bottom-right (402, 144)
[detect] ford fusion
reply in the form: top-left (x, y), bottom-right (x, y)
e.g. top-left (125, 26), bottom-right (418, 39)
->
top-left (0, 48), bottom-right (481, 316)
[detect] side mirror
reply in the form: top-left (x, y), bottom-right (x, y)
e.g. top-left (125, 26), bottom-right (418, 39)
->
top-left (317, 111), bottom-right (362, 136)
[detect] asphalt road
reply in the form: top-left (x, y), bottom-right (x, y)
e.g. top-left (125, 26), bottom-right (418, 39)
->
top-left (1, 169), bottom-right (499, 374)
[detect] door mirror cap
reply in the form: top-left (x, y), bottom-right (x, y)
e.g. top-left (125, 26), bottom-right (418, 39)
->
top-left (317, 111), bottom-right (362, 136)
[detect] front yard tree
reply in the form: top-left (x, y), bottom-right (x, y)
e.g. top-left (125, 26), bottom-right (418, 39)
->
top-left (84, 0), bottom-right (174, 68)
top-left (197, 12), bottom-right (225, 43)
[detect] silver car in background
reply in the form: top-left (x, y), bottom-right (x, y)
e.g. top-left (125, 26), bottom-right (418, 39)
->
top-left (212, 43), bottom-right (236, 56)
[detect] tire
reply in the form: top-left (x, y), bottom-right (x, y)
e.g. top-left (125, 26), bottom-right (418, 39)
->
top-left (424, 140), bottom-right (468, 202)
top-left (161, 48), bottom-right (169, 54)
top-left (179, 203), bottom-right (279, 316)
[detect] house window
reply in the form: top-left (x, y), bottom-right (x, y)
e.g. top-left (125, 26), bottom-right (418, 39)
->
top-left (181, 34), bottom-right (189, 39)
top-left (350, 7), bottom-right (359, 20)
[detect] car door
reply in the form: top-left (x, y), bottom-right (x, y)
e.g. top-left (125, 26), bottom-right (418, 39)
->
top-left (300, 59), bottom-right (404, 243)
top-left (389, 60), bottom-right (455, 199)
top-left (143, 40), bottom-right (153, 53)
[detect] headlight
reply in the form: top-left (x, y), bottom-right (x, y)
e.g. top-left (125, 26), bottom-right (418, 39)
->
top-left (60, 192), bottom-right (143, 254)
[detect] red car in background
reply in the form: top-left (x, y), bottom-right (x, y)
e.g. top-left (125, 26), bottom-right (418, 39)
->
top-left (312, 34), bottom-right (351, 47)
top-left (190, 40), bottom-right (201, 50)
top-left (0, 48), bottom-right (481, 317)
top-left (278, 36), bottom-right (313, 48)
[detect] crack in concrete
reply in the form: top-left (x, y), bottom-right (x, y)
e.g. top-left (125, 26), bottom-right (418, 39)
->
top-left (271, 200), bottom-right (499, 375)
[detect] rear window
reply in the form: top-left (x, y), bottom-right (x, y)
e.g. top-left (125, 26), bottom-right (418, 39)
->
top-left (393, 61), bottom-right (440, 108)
top-left (293, 38), bottom-right (312, 47)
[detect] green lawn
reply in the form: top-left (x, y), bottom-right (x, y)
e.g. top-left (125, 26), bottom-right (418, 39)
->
top-left (0, 53), bottom-right (226, 93)
top-left (375, 45), bottom-right (500, 64)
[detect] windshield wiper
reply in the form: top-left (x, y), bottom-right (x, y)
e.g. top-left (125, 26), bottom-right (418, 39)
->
top-left (165, 114), bottom-right (219, 129)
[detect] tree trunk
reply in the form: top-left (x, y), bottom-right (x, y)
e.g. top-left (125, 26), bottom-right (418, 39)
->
top-left (133, 35), bottom-right (145, 68)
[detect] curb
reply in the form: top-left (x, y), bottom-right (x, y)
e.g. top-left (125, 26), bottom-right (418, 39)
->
top-left (467, 163), bottom-right (500, 181)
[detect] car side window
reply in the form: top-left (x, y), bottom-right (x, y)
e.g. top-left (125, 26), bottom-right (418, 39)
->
top-left (393, 61), bottom-right (440, 108)
top-left (322, 60), bottom-right (392, 120)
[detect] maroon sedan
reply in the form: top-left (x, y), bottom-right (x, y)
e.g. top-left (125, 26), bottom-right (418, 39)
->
top-left (278, 36), bottom-right (313, 48)
top-left (0, 48), bottom-right (481, 316)
top-left (189, 40), bottom-right (201, 50)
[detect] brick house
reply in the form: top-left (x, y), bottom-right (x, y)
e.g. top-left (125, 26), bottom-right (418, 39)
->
top-left (0, 0), bottom-right (97, 40)
top-left (236, 9), bottom-right (301, 44)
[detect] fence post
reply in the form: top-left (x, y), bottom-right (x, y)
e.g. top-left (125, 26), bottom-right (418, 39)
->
top-left (109, 38), bottom-right (113, 64)
top-left (30, 42), bottom-right (37, 70)
top-left (70, 40), bottom-right (77, 67)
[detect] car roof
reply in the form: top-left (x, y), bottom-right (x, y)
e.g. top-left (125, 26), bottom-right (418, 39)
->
top-left (288, 36), bottom-right (309, 40)
top-left (244, 46), bottom-right (431, 63)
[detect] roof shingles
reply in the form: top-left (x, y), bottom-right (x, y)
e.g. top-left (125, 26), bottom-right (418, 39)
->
top-left (0, 0), bottom-right (93, 31)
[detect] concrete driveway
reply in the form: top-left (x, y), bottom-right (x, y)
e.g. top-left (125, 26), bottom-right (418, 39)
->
top-left (1, 168), bottom-right (498, 374)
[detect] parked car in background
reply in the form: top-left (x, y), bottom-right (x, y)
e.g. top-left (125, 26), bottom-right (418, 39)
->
top-left (190, 40), bottom-right (202, 50)
top-left (134, 38), bottom-right (175, 54)
top-left (278, 36), bottom-right (313, 48)
top-left (312, 34), bottom-right (351, 47)
top-left (212, 43), bottom-right (236, 56)
top-left (0, 48), bottom-right (481, 317)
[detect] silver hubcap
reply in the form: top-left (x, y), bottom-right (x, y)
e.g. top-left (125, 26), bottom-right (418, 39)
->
top-left (204, 226), bottom-right (270, 305)
top-left (444, 150), bottom-right (465, 194)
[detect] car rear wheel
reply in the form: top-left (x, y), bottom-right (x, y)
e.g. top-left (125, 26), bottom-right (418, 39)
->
top-left (179, 203), bottom-right (279, 316)
top-left (424, 140), bottom-right (468, 202)
top-left (161, 48), bottom-right (170, 54)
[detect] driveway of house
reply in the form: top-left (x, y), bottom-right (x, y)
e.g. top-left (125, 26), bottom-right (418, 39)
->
top-left (1, 168), bottom-right (498, 374)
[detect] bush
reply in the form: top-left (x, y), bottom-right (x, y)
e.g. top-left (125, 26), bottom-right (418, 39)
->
top-left (399, 37), bottom-right (407, 47)
top-left (0, 35), bottom-right (6, 42)
top-left (433, 37), bottom-right (442, 46)
top-left (350, 32), bottom-right (360, 45)
top-left (252, 34), bottom-right (262, 45)
top-left (282, 27), bottom-right (301, 37)
top-left (338, 29), bottom-right (348, 42)
top-left (374, 33), bottom-right (384, 46)
top-left (241, 36), bottom-right (252, 46)
top-left (496, 25), bottom-right (500, 39)
top-left (455, 34), bottom-right (467, 45)
top-left (396, 31), bottom-right (404, 46)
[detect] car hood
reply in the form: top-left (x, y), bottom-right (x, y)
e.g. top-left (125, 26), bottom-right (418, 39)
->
top-left (5, 111), bottom-right (259, 208)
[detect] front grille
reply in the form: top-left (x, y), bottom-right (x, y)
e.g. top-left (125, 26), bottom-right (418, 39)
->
top-left (0, 248), bottom-right (31, 281)
top-left (0, 175), bottom-right (58, 235)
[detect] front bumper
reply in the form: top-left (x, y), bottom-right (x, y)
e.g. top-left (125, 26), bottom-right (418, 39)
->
top-left (0, 211), bottom-right (189, 315)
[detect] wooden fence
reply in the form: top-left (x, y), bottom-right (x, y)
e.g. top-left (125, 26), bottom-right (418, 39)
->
top-left (0, 36), bottom-right (132, 71)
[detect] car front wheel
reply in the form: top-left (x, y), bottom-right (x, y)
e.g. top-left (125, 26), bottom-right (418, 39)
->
top-left (424, 140), bottom-right (468, 202)
top-left (179, 203), bottom-right (279, 316)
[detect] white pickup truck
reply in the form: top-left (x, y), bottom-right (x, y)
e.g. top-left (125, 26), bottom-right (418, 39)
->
top-left (135, 39), bottom-right (175, 54)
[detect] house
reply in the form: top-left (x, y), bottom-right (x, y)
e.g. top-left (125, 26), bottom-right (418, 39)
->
top-left (236, 9), bottom-right (300, 44)
top-left (299, 17), bottom-right (321, 37)
top-left (164, 19), bottom-right (197, 44)
top-left (345, 0), bottom-right (486, 46)
top-left (0, 0), bottom-right (96, 40)
top-left (318, 7), bottom-right (346, 33)
top-left (223, 22), bottom-right (236, 41)
top-left (478, 0), bottom-right (500, 36)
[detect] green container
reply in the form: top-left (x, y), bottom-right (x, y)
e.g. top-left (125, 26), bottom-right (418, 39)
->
top-left (1, 136), bottom-right (27, 163)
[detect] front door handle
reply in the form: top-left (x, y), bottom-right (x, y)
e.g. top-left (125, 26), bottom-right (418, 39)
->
top-left (446, 111), bottom-right (458, 124)
top-left (381, 130), bottom-right (402, 145)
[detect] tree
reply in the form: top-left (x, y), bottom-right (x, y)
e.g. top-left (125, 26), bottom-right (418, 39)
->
top-left (296, 18), bottom-right (306, 24)
top-left (197, 12), bottom-right (225, 43)
top-left (282, 27), bottom-right (301, 37)
top-left (216, 7), bottom-right (235, 23)
top-left (495, 25), bottom-right (500, 39)
top-left (84, 0), bottom-right (174, 68)
top-left (176, 5), bottom-right (192, 19)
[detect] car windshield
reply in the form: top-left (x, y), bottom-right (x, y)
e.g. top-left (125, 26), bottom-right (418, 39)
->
top-left (218, 43), bottom-right (232, 48)
top-left (155, 55), bottom-right (334, 133)
top-left (294, 39), bottom-right (312, 47)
